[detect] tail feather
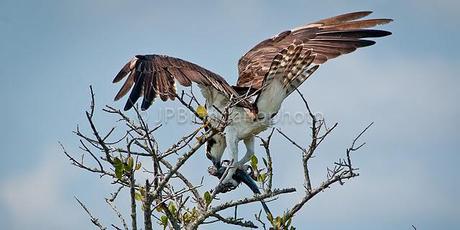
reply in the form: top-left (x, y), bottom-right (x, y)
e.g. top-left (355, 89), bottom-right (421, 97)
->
top-left (235, 170), bottom-right (272, 217)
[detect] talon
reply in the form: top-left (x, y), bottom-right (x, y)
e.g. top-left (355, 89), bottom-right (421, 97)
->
top-left (220, 172), bottom-right (239, 192)
top-left (221, 160), bottom-right (231, 167)
top-left (245, 165), bottom-right (258, 180)
top-left (237, 163), bottom-right (250, 172)
top-left (218, 178), bottom-right (239, 193)
top-left (222, 177), bottom-right (238, 187)
top-left (208, 165), bottom-right (219, 176)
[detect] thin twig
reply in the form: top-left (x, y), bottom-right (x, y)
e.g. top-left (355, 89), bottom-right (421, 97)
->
top-left (75, 196), bottom-right (107, 230)
top-left (211, 213), bottom-right (257, 229)
top-left (105, 198), bottom-right (129, 230)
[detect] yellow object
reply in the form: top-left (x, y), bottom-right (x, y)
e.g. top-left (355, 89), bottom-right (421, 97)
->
top-left (196, 105), bottom-right (208, 118)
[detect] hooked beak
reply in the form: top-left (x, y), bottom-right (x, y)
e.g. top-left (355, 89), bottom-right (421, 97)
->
top-left (212, 159), bottom-right (221, 168)
top-left (206, 150), bottom-right (222, 168)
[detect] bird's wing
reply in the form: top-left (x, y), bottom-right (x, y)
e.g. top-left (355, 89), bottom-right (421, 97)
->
top-left (113, 54), bottom-right (252, 111)
top-left (236, 11), bottom-right (392, 89)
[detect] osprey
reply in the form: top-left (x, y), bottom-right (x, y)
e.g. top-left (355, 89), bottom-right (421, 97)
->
top-left (112, 11), bottom-right (392, 189)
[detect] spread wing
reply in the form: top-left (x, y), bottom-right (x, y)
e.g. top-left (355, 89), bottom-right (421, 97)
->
top-left (237, 11), bottom-right (392, 89)
top-left (113, 55), bottom-right (252, 111)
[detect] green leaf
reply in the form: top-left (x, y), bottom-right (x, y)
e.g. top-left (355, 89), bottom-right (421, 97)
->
top-left (113, 157), bottom-right (124, 179)
top-left (135, 162), bottom-right (142, 171)
top-left (183, 212), bottom-right (191, 223)
top-left (126, 156), bottom-right (134, 170)
top-left (191, 207), bottom-right (197, 215)
top-left (113, 157), bottom-right (122, 166)
top-left (168, 201), bottom-right (176, 214)
top-left (258, 173), bottom-right (267, 183)
top-left (250, 155), bottom-right (258, 170)
top-left (204, 191), bottom-right (212, 205)
top-left (134, 191), bottom-right (143, 201)
top-left (160, 215), bottom-right (168, 229)
top-left (262, 158), bottom-right (268, 167)
top-left (139, 187), bottom-right (146, 196)
top-left (267, 213), bottom-right (274, 222)
top-left (115, 166), bottom-right (123, 179)
top-left (286, 216), bottom-right (292, 227)
top-left (156, 205), bottom-right (163, 212)
top-left (275, 216), bottom-right (282, 228)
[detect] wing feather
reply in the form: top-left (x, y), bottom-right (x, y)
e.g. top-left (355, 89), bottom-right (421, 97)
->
top-left (315, 29), bottom-right (392, 38)
top-left (114, 55), bottom-right (252, 111)
top-left (321, 19), bottom-right (393, 30)
top-left (124, 72), bottom-right (144, 110)
top-left (113, 59), bottom-right (137, 83)
top-left (166, 68), bottom-right (191, 86)
top-left (141, 72), bottom-right (156, 110)
top-left (114, 71), bottom-right (136, 101)
top-left (156, 70), bottom-right (170, 101)
top-left (312, 11), bottom-right (373, 25)
top-left (237, 11), bottom-right (392, 89)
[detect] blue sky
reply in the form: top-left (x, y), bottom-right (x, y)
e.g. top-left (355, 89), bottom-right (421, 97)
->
top-left (0, 0), bottom-right (459, 229)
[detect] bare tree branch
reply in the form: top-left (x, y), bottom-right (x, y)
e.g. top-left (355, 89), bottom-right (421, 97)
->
top-left (75, 196), bottom-right (107, 230)
top-left (211, 213), bottom-right (257, 228)
top-left (129, 169), bottom-right (137, 230)
top-left (105, 198), bottom-right (129, 230)
top-left (65, 86), bottom-right (373, 230)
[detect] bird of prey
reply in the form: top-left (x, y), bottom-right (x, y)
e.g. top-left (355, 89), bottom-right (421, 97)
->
top-left (112, 11), bottom-right (392, 190)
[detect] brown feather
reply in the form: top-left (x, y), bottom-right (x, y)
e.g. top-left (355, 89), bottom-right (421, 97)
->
top-left (124, 73), bottom-right (144, 111)
top-left (113, 55), bottom-right (254, 111)
top-left (237, 11), bottom-right (392, 90)
top-left (310, 38), bottom-right (376, 47)
top-left (114, 71), bottom-right (136, 101)
top-left (316, 29), bottom-right (392, 38)
top-left (157, 70), bottom-right (169, 101)
top-left (322, 19), bottom-right (393, 30)
top-left (167, 68), bottom-right (192, 86)
top-left (113, 62), bottom-right (131, 83)
top-left (167, 71), bottom-right (176, 100)
top-left (313, 11), bottom-right (372, 25)
top-left (113, 59), bottom-right (136, 83)
top-left (306, 42), bottom-right (357, 54)
top-left (141, 72), bottom-right (156, 110)
top-left (312, 54), bottom-right (328, 64)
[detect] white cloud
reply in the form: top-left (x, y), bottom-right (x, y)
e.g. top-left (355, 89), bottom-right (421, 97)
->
top-left (0, 146), bottom-right (83, 230)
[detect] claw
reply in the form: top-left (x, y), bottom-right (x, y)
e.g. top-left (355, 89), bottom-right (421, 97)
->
top-left (237, 163), bottom-right (250, 172)
top-left (218, 179), bottom-right (239, 193)
top-left (208, 165), bottom-right (239, 193)
top-left (208, 163), bottom-right (272, 216)
top-left (245, 165), bottom-right (258, 180)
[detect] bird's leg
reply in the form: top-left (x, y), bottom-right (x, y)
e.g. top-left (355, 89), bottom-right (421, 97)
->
top-left (221, 134), bottom-right (239, 188)
top-left (237, 136), bottom-right (255, 170)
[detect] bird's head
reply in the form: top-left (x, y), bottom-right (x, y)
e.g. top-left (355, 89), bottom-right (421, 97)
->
top-left (205, 134), bottom-right (226, 168)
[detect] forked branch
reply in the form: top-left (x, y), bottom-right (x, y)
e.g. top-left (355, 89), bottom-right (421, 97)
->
top-left (63, 86), bottom-right (372, 230)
